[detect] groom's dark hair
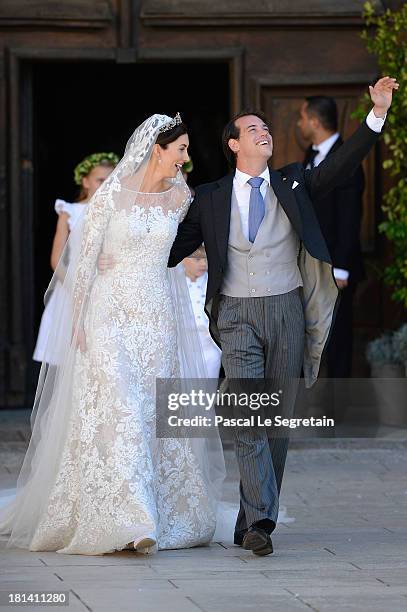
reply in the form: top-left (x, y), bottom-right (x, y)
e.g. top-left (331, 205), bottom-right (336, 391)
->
top-left (222, 109), bottom-right (268, 168)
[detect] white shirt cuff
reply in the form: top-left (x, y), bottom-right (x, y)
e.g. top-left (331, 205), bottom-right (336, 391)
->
top-left (366, 108), bottom-right (386, 133)
top-left (334, 268), bottom-right (350, 281)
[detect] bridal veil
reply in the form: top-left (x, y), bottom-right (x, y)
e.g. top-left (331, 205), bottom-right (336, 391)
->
top-left (0, 114), bottom-right (225, 550)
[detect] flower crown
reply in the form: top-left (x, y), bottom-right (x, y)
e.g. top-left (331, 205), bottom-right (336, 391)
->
top-left (74, 152), bottom-right (119, 186)
top-left (158, 112), bottom-right (183, 134)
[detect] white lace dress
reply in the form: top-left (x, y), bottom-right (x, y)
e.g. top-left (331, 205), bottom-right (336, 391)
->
top-left (33, 200), bottom-right (87, 364)
top-left (28, 183), bottom-right (217, 555)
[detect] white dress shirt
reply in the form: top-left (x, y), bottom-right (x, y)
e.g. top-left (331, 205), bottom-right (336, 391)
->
top-left (309, 132), bottom-right (340, 169)
top-left (233, 166), bottom-right (271, 242)
top-left (366, 108), bottom-right (387, 132)
top-left (186, 272), bottom-right (209, 333)
top-left (307, 109), bottom-right (386, 281)
top-left (186, 272), bottom-right (222, 379)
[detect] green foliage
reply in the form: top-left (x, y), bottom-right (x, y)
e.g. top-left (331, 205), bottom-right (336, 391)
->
top-left (73, 152), bottom-right (119, 186)
top-left (354, 2), bottom-right (407, 308)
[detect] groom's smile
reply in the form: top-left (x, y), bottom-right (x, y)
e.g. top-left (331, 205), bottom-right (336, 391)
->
top-left (228, 114), bottom-right (273, 164)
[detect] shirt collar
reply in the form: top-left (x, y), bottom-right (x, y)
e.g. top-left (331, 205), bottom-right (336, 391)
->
top-left (187, 271), bottom-right (207, 287)
top-left (313, 133), bottom-right (340, 158)
top-left (234, 166), bottom-right (270, 187)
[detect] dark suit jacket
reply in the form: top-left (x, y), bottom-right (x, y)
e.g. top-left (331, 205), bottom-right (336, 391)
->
top-left (303, 137), bottom-right (365, 284)
top-left (168, 120), bottom-right (379, 385)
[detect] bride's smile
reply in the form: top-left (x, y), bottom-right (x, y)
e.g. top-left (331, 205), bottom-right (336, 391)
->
top-left (141, 131), bottom-right (190, 194)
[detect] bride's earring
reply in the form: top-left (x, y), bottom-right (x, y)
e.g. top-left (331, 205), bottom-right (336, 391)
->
top-left (158, 158), bottom-right (162, 164)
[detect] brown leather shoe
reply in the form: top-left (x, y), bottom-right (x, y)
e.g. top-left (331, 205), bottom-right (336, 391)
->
top-left (242, 527), bottom-right (273, 556)
top-left (233, 530), bottom-right (247, 546)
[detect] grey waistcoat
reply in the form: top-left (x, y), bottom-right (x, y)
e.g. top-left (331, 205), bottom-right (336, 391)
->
top-left (220, 185), bottom-right (303, 297)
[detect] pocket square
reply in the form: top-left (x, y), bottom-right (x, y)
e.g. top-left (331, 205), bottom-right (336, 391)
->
top-left (292, 181), bottom-right (299, 190)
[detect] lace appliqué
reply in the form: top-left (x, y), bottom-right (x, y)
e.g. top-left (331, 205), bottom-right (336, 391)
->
top-left (30, 185), bottom-right (215, 554)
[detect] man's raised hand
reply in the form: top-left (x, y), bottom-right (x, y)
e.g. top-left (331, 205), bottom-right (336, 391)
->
top-left (369, 76), bottom-right (399, 117)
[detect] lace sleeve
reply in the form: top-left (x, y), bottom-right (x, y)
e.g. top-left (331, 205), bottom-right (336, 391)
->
top-left (72, 190), bottom-right (113, 328)
top-left (176, 183), bottom-right (192, 224)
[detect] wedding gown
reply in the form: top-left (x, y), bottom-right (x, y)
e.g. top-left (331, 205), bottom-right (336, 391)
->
top-left (0, 114), bottom-right (225, 555)
top-left (27, 181), bottom-right (219, 554)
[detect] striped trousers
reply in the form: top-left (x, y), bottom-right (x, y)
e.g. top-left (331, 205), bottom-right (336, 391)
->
top-left (217, 288), bottom-right (305, 534)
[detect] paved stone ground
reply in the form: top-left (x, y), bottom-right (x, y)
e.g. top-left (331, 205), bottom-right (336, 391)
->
top-left (0, 411), bottom-right (407, 611)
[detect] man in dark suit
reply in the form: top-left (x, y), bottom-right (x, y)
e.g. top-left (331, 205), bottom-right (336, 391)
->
top-left (167, 77), bottom-right (397, 556)
top-left (297, 96), bottom-right (365, 377)
top-left (98, 78), bottom-right (397, 555)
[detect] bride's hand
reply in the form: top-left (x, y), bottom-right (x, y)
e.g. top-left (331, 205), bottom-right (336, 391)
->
top-left (98, 252), bottom-right (115, 273)
top-left (77, 328), bottom-right (87, 353)
top-left (72, 327), bottom-right (87, 352)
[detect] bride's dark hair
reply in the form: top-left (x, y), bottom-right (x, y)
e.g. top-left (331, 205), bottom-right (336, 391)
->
top-left (156, 122), bottom-right (188, 148)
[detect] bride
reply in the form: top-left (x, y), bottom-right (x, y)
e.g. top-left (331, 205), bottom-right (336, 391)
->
top-left (0, 114), bottom-right (225, 555)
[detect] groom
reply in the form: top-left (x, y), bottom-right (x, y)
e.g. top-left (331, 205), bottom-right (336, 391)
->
top-left (167, 77), bottom-right (398, 556)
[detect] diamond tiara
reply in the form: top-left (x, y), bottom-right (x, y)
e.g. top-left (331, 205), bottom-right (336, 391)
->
top-left (158, 112), bottom-right (183, 134)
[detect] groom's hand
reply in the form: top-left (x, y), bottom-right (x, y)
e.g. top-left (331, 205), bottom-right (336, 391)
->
top-left (98, 252), bottom-right (115, 273)
top-left (369, 76), bottom-right (399, 118)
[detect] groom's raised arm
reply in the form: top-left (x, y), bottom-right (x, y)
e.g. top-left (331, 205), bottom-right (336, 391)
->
top-left (305, 114), bottom-right (380, 201)
top-left (168, 193), bottom-right (204, 268)
top-left (305, 76), bottom-right (398, 201)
